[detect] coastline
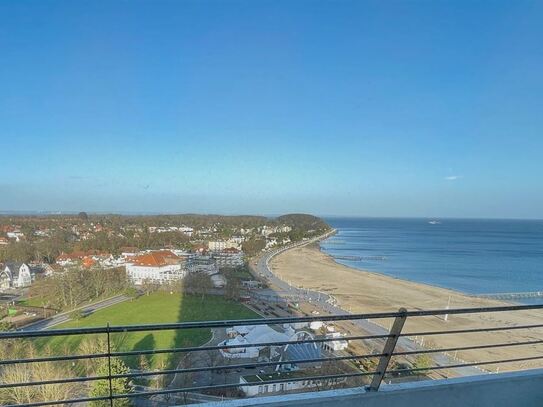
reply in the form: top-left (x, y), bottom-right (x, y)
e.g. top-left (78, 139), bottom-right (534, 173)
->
top-left (270, 242), bottom-right (507, 312)
top-left (269, 243), bottom-right (543, 371)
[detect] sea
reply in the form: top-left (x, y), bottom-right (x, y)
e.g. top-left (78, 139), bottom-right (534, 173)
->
top-left (320, 218), bottom-right (543, 302)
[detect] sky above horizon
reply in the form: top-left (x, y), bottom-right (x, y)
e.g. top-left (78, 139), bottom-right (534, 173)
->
top-left (1, 0), bottom-right (542, 219)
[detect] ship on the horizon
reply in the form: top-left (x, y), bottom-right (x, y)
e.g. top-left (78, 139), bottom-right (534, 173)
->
top-left (428, 220), bottom-right (441, 225)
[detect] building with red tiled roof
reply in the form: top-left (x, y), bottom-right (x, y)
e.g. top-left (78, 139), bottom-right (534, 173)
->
top-left (132, 250), bottom-right (178, 267)
top-left (56, 250), bottom-right (111, 266)
top-left (126, 250), bottom-right (187, 285)
top-left (82, 257), bottom-right (96, 268)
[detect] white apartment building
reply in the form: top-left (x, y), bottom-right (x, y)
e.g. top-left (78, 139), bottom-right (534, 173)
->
top-left (126, 250), bottom-right (187, 285)
top-left (212, 248), bottom-right (244, 268)
top-left (188, 255), bottom-right (219, 275)
top-left (208, 239), bottom-right (242, 252)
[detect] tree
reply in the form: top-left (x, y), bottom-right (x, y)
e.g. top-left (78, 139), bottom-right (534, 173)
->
top-left (0, 321), bottom-right (12, 331)
top-left (241, 238), bottom-right (266, 256)
top-left (138, 355), bottom-right (150, 374)
top-left (224, 276), bottom-right (241, 301)
top-left (29, 266), bottom-right (128, 311)
top-left (70, 309), bottom-right (84, 321)
top-left (78, 337), bottom-right (108, 376)
top-left (140, 279), bottom-right (159, 296)
top-left (183, 273), bottom-right (213, 300)
top-left (0, 342), bottom-right (81, 405)
top-left (413, 354), bottom-right (432, 374)
top-left (89, 357), bottom-right (132, 407)
top-left (78, 212), bottom-right (89, 220)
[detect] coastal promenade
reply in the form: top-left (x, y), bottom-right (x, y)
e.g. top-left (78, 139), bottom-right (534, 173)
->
top-left (254, 231), bottom-right (484, 378)
top-left (255, 229), bottom-right (338, 307)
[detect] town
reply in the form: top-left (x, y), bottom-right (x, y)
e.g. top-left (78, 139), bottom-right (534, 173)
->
top-left (0, 213), bottom-right (327, 308)
top-left (0, 213), bottom-right (370, 404)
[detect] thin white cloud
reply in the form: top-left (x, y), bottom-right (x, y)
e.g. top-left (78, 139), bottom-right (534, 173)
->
top-left (444, 175), bottom-right (462, 181)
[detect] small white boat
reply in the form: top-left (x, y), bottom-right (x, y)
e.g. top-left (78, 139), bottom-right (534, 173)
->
top-left (428, 220), bottom-right (441, 225)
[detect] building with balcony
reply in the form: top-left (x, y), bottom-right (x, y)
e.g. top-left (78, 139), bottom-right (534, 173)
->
top-left (213, 247), bottom-right (245, 268)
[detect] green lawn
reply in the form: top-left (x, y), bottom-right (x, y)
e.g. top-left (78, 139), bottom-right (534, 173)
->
top-left (38, 292), bottom-right (258, 369)
top-left (18, 297), bottom-right (49, 307)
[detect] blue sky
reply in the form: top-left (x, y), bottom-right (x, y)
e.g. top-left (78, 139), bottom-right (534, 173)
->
top-left (1, 0), bottom-right (542, 218)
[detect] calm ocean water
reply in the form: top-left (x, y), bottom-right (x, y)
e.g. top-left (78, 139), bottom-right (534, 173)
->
top-left (320, 218), bottom-right (543, 300)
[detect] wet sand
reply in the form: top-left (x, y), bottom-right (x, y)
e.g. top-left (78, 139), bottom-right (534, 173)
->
top-left (270, 244), bottom-right (543, 372)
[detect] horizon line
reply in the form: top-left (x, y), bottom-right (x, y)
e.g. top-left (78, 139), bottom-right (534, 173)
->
top-left (0, 210), bottom-right (541, 222)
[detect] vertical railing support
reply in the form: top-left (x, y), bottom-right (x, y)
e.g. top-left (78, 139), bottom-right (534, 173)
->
top-left (368, 307), bottom-right (408, 391)
top-left (106, 322), bottom-right (114, 407)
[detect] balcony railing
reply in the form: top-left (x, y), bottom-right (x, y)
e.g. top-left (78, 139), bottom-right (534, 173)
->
top-left (1, 303), bottom-right (543, 406)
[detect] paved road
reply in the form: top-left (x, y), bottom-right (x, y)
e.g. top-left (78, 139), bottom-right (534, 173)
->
top-left (19, 294), bottom-right (130, 331)
top-left (254, 231), bottom-right (484, 378)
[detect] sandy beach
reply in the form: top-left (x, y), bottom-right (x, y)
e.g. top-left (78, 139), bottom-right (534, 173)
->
top-left (270, 244), bottom-right (543, 372)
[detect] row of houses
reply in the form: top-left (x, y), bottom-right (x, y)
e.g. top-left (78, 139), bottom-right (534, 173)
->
top-left (0, 245), bottom-right (244, 291)
top-left (148, 226), bottom-right (194, 236)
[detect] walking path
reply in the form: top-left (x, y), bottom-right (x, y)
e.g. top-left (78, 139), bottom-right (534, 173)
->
top-left (19, 294), bottom-right (130, 331)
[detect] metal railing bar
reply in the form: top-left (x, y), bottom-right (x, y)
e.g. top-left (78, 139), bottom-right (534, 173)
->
top-left (109, 353), bottom-right (386, 380)
top-left (402, 323), bottom-right (543, 338)
top-left (0, 374), bottom-right (109, 390)
top-left (0, 352), bottom-right (383, 389)
top-left (5, 303), bottom-right (543, 340)
top-left (387, 355), bottom-right (543, 376)
top-left (393, 339), bottom-right (543, 357)
top-left (3, 395), bottom-right (112, 407)
top-left (4, 304), bottom-right (543, 407)
top-left (111, 332), bottom-right (392, 357)
top-left (5, 371), bottom-right (380, 407)
top-left (8, 354), bottom-right (543, 407)
top-left (5, 325), bottom-right (542, 367)
top-left (369, 307), bottom-right (407, 391)
top-left (398, 304), bottom-right (543, 317)
top-left (115, 370), bottom-right (379, 400)
top-left (0, 333), bottom-right (391, 366)
top-left (0, 352), bottom-right (108, 366)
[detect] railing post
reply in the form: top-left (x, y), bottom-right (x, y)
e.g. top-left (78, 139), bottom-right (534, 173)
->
top-left (106, 322), bottom-right (114, 407)
top-left (368, 307), bottom-right (407, 391)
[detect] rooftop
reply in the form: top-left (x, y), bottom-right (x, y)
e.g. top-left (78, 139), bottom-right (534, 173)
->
top-left (131, 250), bottom-right (179, 266)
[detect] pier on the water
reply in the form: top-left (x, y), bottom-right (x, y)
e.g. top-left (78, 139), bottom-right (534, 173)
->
top-left (473, 291), bottom-right (543, 301)
top-left (334, 255), bottom-right (387, 261)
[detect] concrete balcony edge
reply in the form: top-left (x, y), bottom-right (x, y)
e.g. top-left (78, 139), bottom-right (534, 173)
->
top-left (196, 368), bottom-right (543, 407)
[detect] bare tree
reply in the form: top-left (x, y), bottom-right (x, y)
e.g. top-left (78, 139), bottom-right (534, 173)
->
top-left (0, 342), bottom-right (82, 405)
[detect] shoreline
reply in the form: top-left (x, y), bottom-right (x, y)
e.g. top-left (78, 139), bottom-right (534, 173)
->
top-left (317, 242), bottom-right (500, 302)
top-left (269, 242), bottom-right (543, 372)
top-left (271, 242), bottom-right (507, 312)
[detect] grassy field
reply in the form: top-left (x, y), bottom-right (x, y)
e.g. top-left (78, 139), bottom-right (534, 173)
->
top-left (38, 291), bottom-right (258, 369)
top-left (18, 297), bottom-right (50, 307)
